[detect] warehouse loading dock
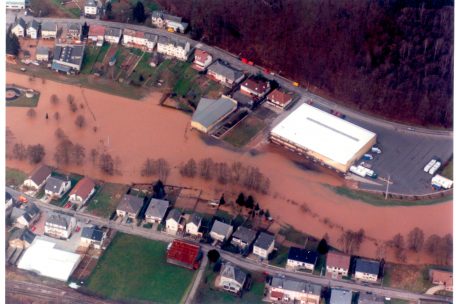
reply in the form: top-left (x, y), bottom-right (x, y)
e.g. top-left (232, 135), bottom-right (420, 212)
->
top-left (270, 104), bottom-right (376, 173)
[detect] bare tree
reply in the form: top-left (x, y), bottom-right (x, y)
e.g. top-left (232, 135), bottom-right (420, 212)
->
top-left (13, 143), bottom-right (27, 160)
top-left (199, 158), bottom-right (214, 180)
top-left (157, 158), bottom-right (170, 182)
top-left (141, 158), bottom-right (157, 177)
top-left (388, 233), bottom-right (407, 262)
top-left (26, 144), bottom-right (45, 164)
top-left (407, 227), bottom-right (425, 252)
top-left (67, 94), bottom-right (78, 112)
top-left (75, 115), bottom-right (86, 128)
top-left (425, 234), bottom-right (441, 256)
top-left (54, 112), bottom-right (60, 120)
top-left (27, 108), bottom-right (37, 118)
top-left (180, 158), bottom-right (197, 177)
top-left (55, 128), bottom-right (67, 140)
top-left (54, 139), bottom-right (74, 165)
top-left (67, 94), bottom-right (74, 104)
top-left (338, 229), bottom-right (365, 254)
top-left (71, 144), bottom-right (85, 166)
top-left (90, 148), bottom-right (99, 165)
top-left (215, 162), bottom-right (232, 184)
top-left (99, 153), bottom-right (115, 175)
top-left (50, 94), bottom-right (59, 105)
top-left (231, 161), bottom-right (243, 183)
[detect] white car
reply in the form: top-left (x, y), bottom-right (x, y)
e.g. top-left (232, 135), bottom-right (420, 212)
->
top-left (371, 147), bottom-right (382, 154)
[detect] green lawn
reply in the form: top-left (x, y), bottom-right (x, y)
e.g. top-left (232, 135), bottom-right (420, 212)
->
top-left (195, 264), bottom-right (265, 304)
top-left (50, 0), bottom-right (81, 18)
top-left (223, 115), bottom-right (266, 148)
top-left (6, 167), bottom-right (27, 187)
top-left (441, 159), bottom-right (453, 179)
top-left (81, 46), bottom-right (102, 74)
top-left (6, 91), bottom-right (40, 107)
top-left (86, 233), bottom-right (195, 304)
top-left (269, 244), bottom-right (289, 267)
top-left (329, 185), bottom-right (452, 207)
top-left (85, 183), bottom-right (129, 218)
top-left (278, 224), bottom-right (312, 245)
top-left (95, 43), bottom-right (110, 64)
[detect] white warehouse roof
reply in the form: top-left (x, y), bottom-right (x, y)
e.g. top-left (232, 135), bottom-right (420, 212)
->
top-left (17, 239), bottom-right (81, 281)
top-left (271, 103), bottom-right (376, 166)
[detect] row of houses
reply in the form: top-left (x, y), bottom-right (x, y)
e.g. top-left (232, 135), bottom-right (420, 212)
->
top-left (11, 17), bottom-right (58, 39)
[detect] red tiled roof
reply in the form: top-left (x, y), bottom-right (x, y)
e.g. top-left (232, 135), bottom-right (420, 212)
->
top-left (69, 177), bottom-right (95, 200)
top-left (430, 269), bottom-right (453, 286)
top-left (88, 25), bottom-right (106, 36)
top-left (268, 89), bottom-right (293, 106)
top-left (167, 240), bottom-right (200, 268)
top-left (194, 49), bottom-right (209, 63)
top-left (326, 251), bottom-right (351, 270)
top-left (241, 78), bottom-right (269, 94)
top-left (270, 290), bottom-right (284, 299)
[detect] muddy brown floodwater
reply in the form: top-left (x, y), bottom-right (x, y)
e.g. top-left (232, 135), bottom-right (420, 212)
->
top-left (6, 72), bottom-right (452, 264)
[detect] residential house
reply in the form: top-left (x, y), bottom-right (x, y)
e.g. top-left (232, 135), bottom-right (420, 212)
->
top-left (166, 209), bottom-right (184, 235)
top-left (218, 262), bottom-right (247, 294)
top-left (6, 191), bottom-right (14, 210)
top-left (15, 203), bottom-right (40, 228)
top-left (80, 226), bottom-right (105, 249)
top-left (84, 0), bottom-right (98, 17)
top-left (266, 88), bottom-right (294, 109)
top-left (104, 27), bottom-right (122, 44)
top-left (326, 251), bottom-right (351, 279)
top-left (26, 19), bottom-right (40, 39)
top-left (268, 275), bottom-right (321, 304)
top-left (253, 232), bottom-right (275, 259)
top-left (329, 288), bottom-right (352, 304)
top-left (286, 247), bottom-right (318, 272)
top-left (6, 0), bottom-right (30, 9)
top-left (145, 198), bottom-right (169, 223)
top-left (116, 194), bottom-right (144, 219)
top-left (231, 226), bottom-right (257, 250)
top-left (354, 258), bottom-right (380, 282)
top-left (67, 23), bottom-right (81, 40)
top-left (41, 22), bottom-right (57, 39)
top-left (207, 60), bottom-right (245, 87)
top-left (193, 49), bottom-right (213, 70)
top-left (156, 36), bottom-right (190, 61)
top-left (185, 213), bottom-right (202, 237)
top-left (240, 78), bottom-right (270, 98)
top-left (88, 24), bottom-right (105, 46)
top-left (210, 220), bottom-right (233, 242)
top-left (68, 177), bottom-right (96, 207)
top-left (23, 165), bottom-right (52, 191)
top-left (358, 292), bottom-right (384, 304)
top-left (429, 269), bottom-right (453, 291)
top-left (9, 228), bottom-right (35, 249)
top-left (122, 29), bottom-right (147, 47)
top-left (12, 17), bottom-right (26, 37)
top-left (45, 212), bottom-right (76, 239)
top-left (151, 11), bottom-right (188, 33)
top-left (52, 44), bottom-right (85, 73)
top-left (44, 176), bottom-right (71, 199)
top-left (36, 46), bottom-right (50, 61)
top-left (166, 239), bottom-right (202, 270)
top-left (190, 95), bottom-right (238, 133)
top-left (145, 33), bottom-right (158, 51)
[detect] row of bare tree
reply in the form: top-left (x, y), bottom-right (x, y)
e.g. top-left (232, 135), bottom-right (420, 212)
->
top-left (9, 143), bottom-right (45, 164)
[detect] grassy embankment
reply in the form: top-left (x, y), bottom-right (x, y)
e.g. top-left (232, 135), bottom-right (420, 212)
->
top-left (223, 115), bottom-right (267, 148)
top-left (85, 183), bottom-right (130, 218)
top-left (6, 167), bottom-right (27, 187)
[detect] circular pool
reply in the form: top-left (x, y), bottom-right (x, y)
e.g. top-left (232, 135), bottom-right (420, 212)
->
top-left (6, 87), bottom-right (21, 101)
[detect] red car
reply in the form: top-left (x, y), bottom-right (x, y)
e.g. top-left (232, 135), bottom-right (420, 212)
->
top-left (31, 226), bottom-right (36, 232)
top-left (75, 226), bottom-right (81, 232)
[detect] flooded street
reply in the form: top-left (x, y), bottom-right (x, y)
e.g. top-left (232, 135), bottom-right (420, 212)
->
top-left (6, 72), bottom-right (452, 263)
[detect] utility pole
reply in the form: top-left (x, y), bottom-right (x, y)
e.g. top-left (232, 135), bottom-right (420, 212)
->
top-left (385, 174), bottom-right (391, 199)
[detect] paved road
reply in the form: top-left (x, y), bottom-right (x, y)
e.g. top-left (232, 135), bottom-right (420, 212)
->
top-left (184, 255), bottom-right (208, 304)
top-left (6, 187), bottom-right (452, 304)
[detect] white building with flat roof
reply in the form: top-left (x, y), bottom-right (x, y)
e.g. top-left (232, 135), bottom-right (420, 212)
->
top-left (17, 239), bottom-right (81, 281)
top-left (270, 103), bottom-right (376, 172)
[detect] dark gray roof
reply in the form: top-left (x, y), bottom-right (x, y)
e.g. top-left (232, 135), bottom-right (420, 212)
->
top-left (144, 32), bottom-right (157, 42)
top-left (208, 60), bottom-right (244, 82)
top-left (270, 275), bottom-right (321, 295)
top-left (358, 292), bottom-right (384, 304)
top-left (10, 207), bottom-right (25, 221)
top-left (189, 213), bottom-right (202, 226)
top-left (85, 0), bottom-right (97, 7)
top-left (145, 198), bottom-right (169, 219)
top-left (68, 23), bottom-right (81, 31)
top-left (9, 228), bottom-right (24, 241)
top-left (287, 247), bottom-right (318, 265)
top-left (25, 203), bottom-right (40, 218)
top-left (27, 19), bottom-right (40, 30)
top-left (105, 27), bottom-right (122, 37)
top-left (81, 226), bottom-right (104, 241)
top-left (211, 220), bottom-right (232, 236)
top-left (6, 191), bottom-right (13, 202)
top-left (221, 262), bottom-right (247, 285)
top-left (192, 96), bottom-right (237, 129)
top-left (254, 232), bottom-right (275, 250)
top-left (46, 212), bottom-right (71, 229)
top-left (330, 288), bottom-right (352, 304)
top-left (53, 44), bottom-right (86, 69)
top-left (44, 176), bottom-right (68, 193)
top-left (117, 194), bottom-right (144, 214)
top-left (28, 165), bottom-right (52, 186)
top-left (355, 258), bottom-right (380, 275)
top-left (41, 21), bottom-right (57, 32)
top-left (232, 226), bottom-right (257, 245)
top-left (158, 35), bottom-right (187, 49)
top-left (167, 209), bottom-right (182, 222)
top-left (22, 229), bottom-right (36, 244)
top-left (163, 13), bottom-right (182, 23)
top-left (36, 46), bottom-right (49, 56)
top-left (15, 17), bottom-right (26, 29)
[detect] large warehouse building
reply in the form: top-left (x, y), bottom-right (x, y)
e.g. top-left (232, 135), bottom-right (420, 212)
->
top-left (270, 104), bottom-right (376, 172)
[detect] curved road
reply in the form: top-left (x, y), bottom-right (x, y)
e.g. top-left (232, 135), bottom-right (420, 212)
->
top-left (5, 11), bottom-right (452, 139)
top-left (6, 187), bottom-right (452, 304)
